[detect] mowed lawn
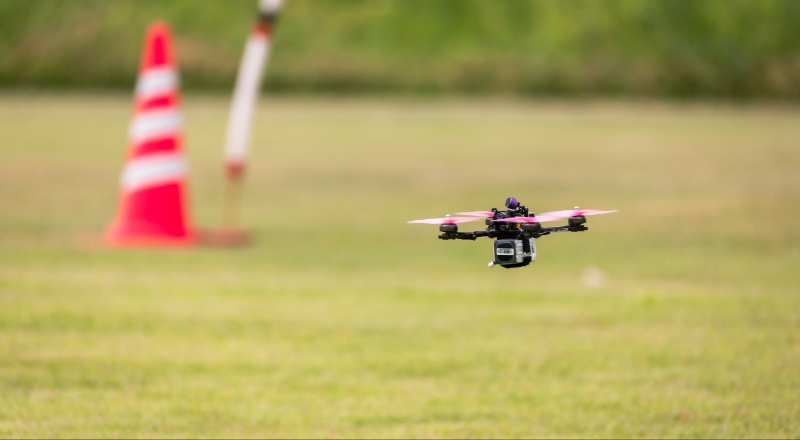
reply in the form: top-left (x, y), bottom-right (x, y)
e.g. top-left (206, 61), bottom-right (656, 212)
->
top-left (1, 93), bottom-right (799, 438)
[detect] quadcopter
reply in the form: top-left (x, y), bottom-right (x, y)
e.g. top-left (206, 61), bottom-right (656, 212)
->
top-left (408, 197), bottom-right (616, 269)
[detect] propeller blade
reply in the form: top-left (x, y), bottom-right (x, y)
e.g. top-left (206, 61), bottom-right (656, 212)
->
top-left (407, 216), bottom-right (484, 225)
top-left (454, 211), bottom-right (494, 218)
top-left (493, 209), bottom-right (616, 224)
top-left (576, 209), bottom-right (618, 216)
top-left (536, 208), bottom-right (618, 219)
top-left (492, 214), bottom-right (563, 223)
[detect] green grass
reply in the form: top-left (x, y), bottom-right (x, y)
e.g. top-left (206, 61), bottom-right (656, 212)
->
top-left (1, 93), bottom-right (800, 437)
top-left (2, 0), bottom-right (800, 98)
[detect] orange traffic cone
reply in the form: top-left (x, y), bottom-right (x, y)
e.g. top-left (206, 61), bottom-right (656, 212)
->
top-left (105, 21), bottom-right (194, 247)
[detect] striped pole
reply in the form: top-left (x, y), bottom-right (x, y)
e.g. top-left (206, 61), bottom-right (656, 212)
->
top-left (222, 0), bottom-right (283, 228)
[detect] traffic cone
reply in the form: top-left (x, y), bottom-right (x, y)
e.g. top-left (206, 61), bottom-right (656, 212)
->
top-left (105, 21), bottom-right (194, 247)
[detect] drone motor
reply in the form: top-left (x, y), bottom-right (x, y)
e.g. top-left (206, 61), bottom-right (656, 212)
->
top-left (439, 223), bottom-right (458, 233)
top-left (568, 215), bottom-right (587, 227)
top-left (521, 222), bottom-right (542, 233)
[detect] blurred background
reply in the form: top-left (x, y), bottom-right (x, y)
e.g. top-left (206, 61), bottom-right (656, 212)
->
top-left (2, 0), bottom-right (799, 99)
top-left (1, 1), bottom-right (799, 438)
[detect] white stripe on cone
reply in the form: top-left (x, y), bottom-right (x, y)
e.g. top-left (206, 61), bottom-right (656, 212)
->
top-left (121, 152), bottom-right (187, 193)
top-left (135, 67), bottom-right (179, 102)
top-left (128, 108), bottom-right (182, 144)
top-left (224, 34), bottom-right (270, 168)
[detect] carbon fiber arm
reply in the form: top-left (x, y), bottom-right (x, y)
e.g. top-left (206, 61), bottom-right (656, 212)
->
top-left (438, 224), bottom-right (587, 240)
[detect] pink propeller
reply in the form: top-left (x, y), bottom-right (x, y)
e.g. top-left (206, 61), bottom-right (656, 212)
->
top-left (493, 207), bottom-right (617, 223)
top-left (407, 215), bottom-right (484, 225)
top-left (454, 211), bottom-right (494, 218)
top-left (535, 207), bottom-right (618, 220)
top-left (492, 213), bottom-right (564, 223)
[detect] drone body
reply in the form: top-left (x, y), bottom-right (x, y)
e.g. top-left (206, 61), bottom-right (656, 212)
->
top-left (409, 197), bottom-right (616, 269)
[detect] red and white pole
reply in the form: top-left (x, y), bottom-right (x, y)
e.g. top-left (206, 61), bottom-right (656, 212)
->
top-left (222, 0), bottom-right (283, 227)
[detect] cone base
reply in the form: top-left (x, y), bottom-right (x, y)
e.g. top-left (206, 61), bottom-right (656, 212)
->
top-left (196, 227), bottom-right (253, 247)
top-left (105, 225), bottom-right (195, 247)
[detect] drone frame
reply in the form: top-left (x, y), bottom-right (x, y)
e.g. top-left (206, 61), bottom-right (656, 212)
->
top-left (438, 219), bottom-right (588, 241)
top-left (409, 199), bottom-right (615, 269)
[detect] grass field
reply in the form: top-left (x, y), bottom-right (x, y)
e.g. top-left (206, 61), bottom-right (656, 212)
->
top-left (1, 93), bottom-right (799, 438)
top-left (3, 0), bottom-right (800, 98)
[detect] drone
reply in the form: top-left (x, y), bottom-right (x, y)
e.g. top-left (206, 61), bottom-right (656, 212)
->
top-left (408, 197), bottom-right (616, 269)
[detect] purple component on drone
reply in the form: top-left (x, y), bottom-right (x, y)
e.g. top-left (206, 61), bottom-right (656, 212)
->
top-left (505, 197), bottom-right (519, 209)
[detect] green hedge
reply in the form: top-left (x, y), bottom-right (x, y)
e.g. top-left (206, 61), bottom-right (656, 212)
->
top-left (2, 0), bottom-right (799, 99)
